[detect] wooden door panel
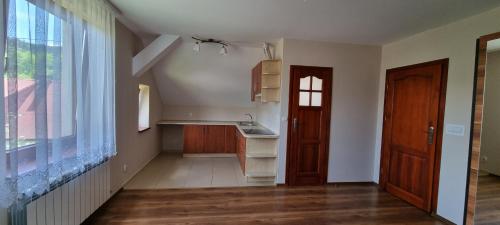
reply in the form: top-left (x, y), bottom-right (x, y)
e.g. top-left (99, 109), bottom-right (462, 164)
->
top-left (287, 66), bottom-right (332, 186)
top-left (297, 143), bottom-right (320, 175)
top-left (205, 125), bottom-right (226, 153)
top-left (380, 59), bottom-right (447, 213)
top-left (298, 109), bottom-right (322, 140)
top-left (388, 150), bottom-right (427, 198)
top-left (391, 75), bottom-right (433, 152)
top-left (184, 125), bottom-right (205, 153)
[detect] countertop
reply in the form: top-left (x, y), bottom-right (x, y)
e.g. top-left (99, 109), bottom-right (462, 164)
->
top-left (157, 120), bottom-right (279, 139)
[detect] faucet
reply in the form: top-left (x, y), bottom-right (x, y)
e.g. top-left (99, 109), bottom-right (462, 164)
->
top-left (244, 113), bottom-right (253, 123)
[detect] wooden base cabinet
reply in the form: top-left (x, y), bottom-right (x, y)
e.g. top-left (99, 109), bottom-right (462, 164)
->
top-left (205, 125), bottom-right (226, 153)
top-left (224, 126), bottom-right (237, 154)
top-left (183, 125), bottom-right (236, 153)
top-left (183, 125), bottom-right (205, 153)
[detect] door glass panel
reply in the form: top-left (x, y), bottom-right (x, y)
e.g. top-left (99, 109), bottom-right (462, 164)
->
top-left (299, 91), bottom-right (310, 106)
top-left (300, 76), bottom-right (311, 90)
top-left (312, 76), bottom-right (323, 91)
top-left (311, 92), bottom-right (322, 106)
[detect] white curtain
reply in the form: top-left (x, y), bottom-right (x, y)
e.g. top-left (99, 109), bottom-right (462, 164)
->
top-left (0, 0), bottom-right (116, 213)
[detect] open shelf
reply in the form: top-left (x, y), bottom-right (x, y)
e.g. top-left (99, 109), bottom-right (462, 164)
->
top-left (261, 86), bottom-right (280, 89)
top-left (246, 152), bottom-right (277, 158)
top-left (252, 60), bottom-right (282, 103)
top-left (246, 172), bottom-right (276, 178)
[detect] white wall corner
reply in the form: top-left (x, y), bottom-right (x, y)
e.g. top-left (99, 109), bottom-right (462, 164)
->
top-left (132, 34), bottom-right (181, 77)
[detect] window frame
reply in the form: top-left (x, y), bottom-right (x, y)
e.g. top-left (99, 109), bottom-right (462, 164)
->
top-left (138, 84), bottom-right (150, 132)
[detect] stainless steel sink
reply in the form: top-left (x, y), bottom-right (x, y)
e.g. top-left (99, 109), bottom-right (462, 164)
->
top-left (238, 121), bottom-right (256, 126)
top-left (242, 128), bottom-right (274, 135)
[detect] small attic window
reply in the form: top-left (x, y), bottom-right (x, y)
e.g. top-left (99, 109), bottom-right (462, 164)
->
top-left (138, 84), bottom-right (150, 132)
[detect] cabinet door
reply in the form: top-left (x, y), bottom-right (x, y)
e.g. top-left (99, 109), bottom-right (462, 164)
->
top-left (183, 125), bottom-right (205, 153)
top-left (251, 66), bottom-right (256, 101)
top-left (255, 62), bottom-right (262, 94)
top-left (236, 131), bottom-right (246, 173)
top-left (251, 62), bottom-right (262, 101)
top-left (205, 125), bottom-right (226, 153)
top-left (224, 126), bottom-right (237, 153)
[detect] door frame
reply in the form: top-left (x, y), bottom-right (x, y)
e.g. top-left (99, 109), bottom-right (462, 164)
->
top-left (379, 59), bottom-right (448, 213)
top-left (285, 65), bottom-right (333, 185)
top-left (463, 31), bottom-right (500, 225)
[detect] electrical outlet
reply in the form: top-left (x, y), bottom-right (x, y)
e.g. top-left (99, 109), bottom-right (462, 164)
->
top-left (122, 164), bottom-right (127, 173)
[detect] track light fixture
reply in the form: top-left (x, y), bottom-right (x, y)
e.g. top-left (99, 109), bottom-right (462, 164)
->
top-left (192, 37), bottom-right (229, 55)
top-left (193, 42), bottom-right (200, 52)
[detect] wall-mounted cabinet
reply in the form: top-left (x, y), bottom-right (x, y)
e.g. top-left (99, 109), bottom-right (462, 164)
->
top-left (251, 60), bottom-right (281, 102)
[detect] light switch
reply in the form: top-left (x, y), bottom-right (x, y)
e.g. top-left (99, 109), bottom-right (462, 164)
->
top-left (445, 124), bottom-right (465, 136)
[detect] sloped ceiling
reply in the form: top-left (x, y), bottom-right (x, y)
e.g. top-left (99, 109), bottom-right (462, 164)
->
top-left (152, 39), bottom-right (263, 107)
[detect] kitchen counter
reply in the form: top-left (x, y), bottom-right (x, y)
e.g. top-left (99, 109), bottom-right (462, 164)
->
top-left (157, 120), bottom-right (279, 139)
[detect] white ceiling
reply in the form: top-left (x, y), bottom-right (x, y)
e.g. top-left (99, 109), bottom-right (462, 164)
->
top-left (110, 0), bottom-right (500, 45)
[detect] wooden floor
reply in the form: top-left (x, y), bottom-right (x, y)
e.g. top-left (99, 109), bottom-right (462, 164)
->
top-left (475, 174), bottom-right (500, 225)
top-left (85, 184), bottom-right (445, 225)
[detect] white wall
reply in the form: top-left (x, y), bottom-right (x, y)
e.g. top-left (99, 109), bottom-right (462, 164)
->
top-left (162, 105), bottom-right (256, 121)
top-left (110, 21), bottom-right (163, 193)
top-left (374, 7), bottom-right (500, 224)
top-left (276, 39), bottom-right (381, 183)
top-left (480, 51), bottom-right (500, 175)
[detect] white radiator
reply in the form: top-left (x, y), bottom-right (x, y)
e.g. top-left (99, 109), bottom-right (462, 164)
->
top-left (25, 161), bottom-right (111, 225)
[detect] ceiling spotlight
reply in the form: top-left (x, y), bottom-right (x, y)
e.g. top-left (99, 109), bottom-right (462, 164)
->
top-left (193, 42), bottom-right (200, 52)
top-left (219, 45), bottom-right (228, 56)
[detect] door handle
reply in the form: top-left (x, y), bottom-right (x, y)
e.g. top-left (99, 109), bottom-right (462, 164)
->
top-left (293, 118), bottom-right (298, 131)
top-left (427, 126), bottom-right (435, 144)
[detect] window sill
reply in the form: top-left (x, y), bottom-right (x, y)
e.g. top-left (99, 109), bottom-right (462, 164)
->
top-left (138, 127), bottom-right (151, 133)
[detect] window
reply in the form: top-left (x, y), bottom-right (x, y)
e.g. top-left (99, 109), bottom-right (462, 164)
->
top-left (299, 75), bottom-right (323, 107)
top-left (138, 84), bottom-right (150, 132)
top-left (1, 0), bottom-right (116, 208)
top-left (5, 0), bottom-right (74, 152)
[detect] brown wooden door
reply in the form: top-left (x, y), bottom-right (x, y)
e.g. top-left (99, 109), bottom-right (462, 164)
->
top-left (184, 125), bottom-right (205, 153)
top-left (380, 59), bottom-right (447, 212)
top-left (286, 66), bottom-right (332, 186)
top-left (205, 125), bottom-right (226, 153)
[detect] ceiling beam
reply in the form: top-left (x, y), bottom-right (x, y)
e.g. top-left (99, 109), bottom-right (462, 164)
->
top-left (132, 34), bottom-right (180, 77)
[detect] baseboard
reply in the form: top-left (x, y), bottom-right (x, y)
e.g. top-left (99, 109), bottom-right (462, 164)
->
top-left (183, 153), bottom-right (237, 158)
top-left (162, 149), bottom-right (183, 153)
top-left (327, 181), bottom-right (377, 186)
